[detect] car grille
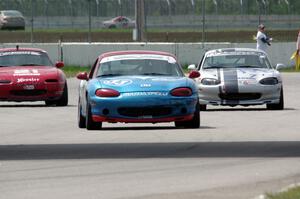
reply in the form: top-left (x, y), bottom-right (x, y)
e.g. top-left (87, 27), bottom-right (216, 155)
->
top-left (7, 18), bottom-right (24, 22)
top-left (219, 93), bottom-right (261, 100)
top-left (118, 106), bottom-right (172, 117)
top-left (11, 90), bottom-right (47, 96)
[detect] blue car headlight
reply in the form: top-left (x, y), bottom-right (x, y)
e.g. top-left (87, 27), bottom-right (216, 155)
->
top-left (259, 77), bottom-right (279, 85)
top-left (95, 88), bottom-right (120, 97)
top-left (171, 87), bottom-right (192, 97)
top-left (201, 78), bottom-right (220, 85)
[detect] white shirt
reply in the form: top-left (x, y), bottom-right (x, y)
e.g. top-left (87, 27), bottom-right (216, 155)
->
top-left (256, 30), bottom-right (268, 52)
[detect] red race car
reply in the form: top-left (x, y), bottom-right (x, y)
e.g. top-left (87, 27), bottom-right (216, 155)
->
top-left (0, 47), bottom-right (68, 106)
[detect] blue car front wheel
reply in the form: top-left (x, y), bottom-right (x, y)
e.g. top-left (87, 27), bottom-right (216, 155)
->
top-left (175, 103), bottom-right (200, 129)
top-left (86, 99), bottom-right (102, 130)
top-left (78, 98), bottom-right (86, 128)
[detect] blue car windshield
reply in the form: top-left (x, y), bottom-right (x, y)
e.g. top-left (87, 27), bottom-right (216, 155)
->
top-left (97, 59), bottom-right (184, 77)
top-left (0, 51), bottom-right (53, 67)
top-left (202, 54), bottom-right (272, 69)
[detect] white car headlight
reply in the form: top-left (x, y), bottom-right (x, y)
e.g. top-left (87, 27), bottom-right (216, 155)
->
top-left (201, 78), bottom-right (220, 85)
top-left (259, 77), bottom-right (279, 85)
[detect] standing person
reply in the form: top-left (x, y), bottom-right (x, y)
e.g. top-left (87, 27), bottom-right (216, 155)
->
top-left (256, 24), bottom-right (272, 53)
top-left (290, 30), bottom-right (300, 70)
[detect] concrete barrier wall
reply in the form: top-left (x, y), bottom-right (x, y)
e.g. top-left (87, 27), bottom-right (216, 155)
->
top-left (0, 42), bottom-right (296, 67)
top-left (62, 42), bottom-right (236, 66)
top-left (233, 42), bottom-right (296, 67)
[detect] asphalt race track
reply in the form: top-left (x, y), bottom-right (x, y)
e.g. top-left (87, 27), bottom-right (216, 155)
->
top-left (1, 73), bottom-right (300, 199)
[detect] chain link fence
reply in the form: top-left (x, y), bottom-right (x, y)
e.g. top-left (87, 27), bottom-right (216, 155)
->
top-left (0, 0), bottom-right (299, 30)
top-left (0, 0), bottom-right (300, 43)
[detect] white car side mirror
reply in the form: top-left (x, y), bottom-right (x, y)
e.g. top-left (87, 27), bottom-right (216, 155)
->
top-left (188, 64), bottom-right (196, 70)
top-left (275, 63), bottom-right (286, 70)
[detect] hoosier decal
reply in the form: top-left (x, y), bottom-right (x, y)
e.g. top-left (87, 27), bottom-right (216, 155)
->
top-left (17, 77), bottom-right (40, 83)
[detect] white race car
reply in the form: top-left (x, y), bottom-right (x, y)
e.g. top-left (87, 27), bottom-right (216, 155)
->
top-left (189, 48), bottom-right (285, 110)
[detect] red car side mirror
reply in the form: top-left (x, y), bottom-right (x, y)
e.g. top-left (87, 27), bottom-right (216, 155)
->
top-left (76, 72), bottom-right (88, 80)
top-left (55, 61), bottom-right (64, 68)
top-left (188, 70), bottom-right (200, 79)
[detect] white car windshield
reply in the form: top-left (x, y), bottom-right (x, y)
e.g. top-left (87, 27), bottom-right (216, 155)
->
top-left (2, 11), bottom-right (23, 17)
top-left (202, 53), bottom-right (272, 69)
top-left (0, 51), bottom-right (53, 67)
top-left (97, 59), bottom-right (183, 77)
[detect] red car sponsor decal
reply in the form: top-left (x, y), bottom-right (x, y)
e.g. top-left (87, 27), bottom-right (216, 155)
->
top-left (13, 69), bottom-right (40, 76)
top-left (17, 77), bottom-right (40, 83)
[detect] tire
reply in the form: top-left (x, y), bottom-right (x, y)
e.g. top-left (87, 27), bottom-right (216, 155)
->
top-left (175, 121), bottom-right (185, 128)
top-left (86, 100), bottom-right (102, 130)
top-left (45, 82), bottom-right (68, 106)
top-left (78, 99), bottom-right (86, 128)
top-left (108, 25), bottom-right (116, 29)
top-left (175, 103), bottom-right (200, 129)
top-left (199, 104), bottom-right (207, 111)
top-left (55, 82), bottom-right (68, 106)
top-left (266, 86), bottom-right (284, 110)
top-left (45, 100), bottom-right (56, 106)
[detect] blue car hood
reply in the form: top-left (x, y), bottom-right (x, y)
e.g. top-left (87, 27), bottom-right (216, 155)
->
top-left (97, 75), bottom-right (189, 92)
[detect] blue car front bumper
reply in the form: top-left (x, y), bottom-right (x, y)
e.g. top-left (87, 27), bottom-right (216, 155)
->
top-left (89, 92), bottom-right (198, 123)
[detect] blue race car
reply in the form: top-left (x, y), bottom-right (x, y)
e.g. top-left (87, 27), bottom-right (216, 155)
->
top-left (77, 50), bottom-right (200, 130)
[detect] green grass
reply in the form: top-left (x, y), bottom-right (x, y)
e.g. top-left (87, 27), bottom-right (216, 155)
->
top-left (25, 28), bottom-right (258, 33)
top-left (279, 66), bottom-right (300, 72)
top-left (266, 186), bottom-right (300, 199)
top-left (22, 28), bottom-right (133, 33)
top-left (62, 65), bottom-right (90, 78)
top-left (1, 28), bottom-right (298, 43)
